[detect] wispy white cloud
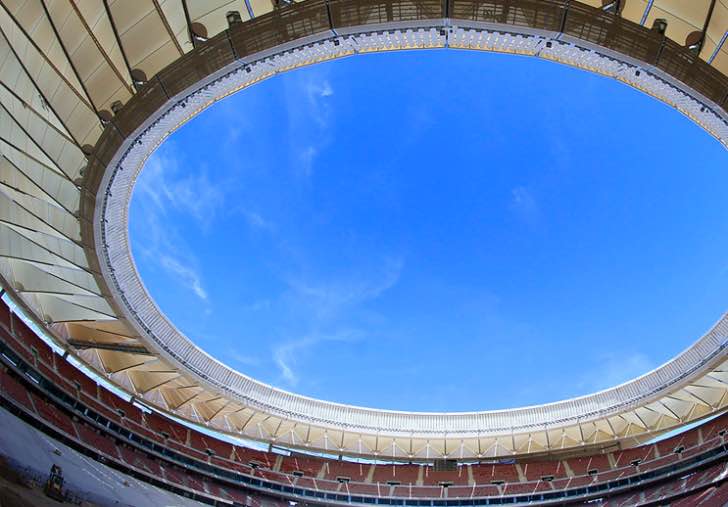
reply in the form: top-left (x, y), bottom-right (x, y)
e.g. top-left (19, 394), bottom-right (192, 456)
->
top-left (306, 79), bottom-right (334, 128)
top-left (137, 149), bottom-right (224, 229)
top-left (283, 256), bottom-right (404, 322)
top-left (509, 186), bottom-right (541, 225)
top-left (273, 330), bottom-right (360, 386)
top-left (241, 210), bottom-right (275, 232)
top-left (242, 299), bottom-right (271, 312)
top-left (298, 146), bottom-right (318, 178)
top-left (583, 352), bottom-right (655, 392)
top-left (267, 256), bottom-right (404, 386)
top-left (227, 349), bottom-right (261, 368)
top-left (600, 352), bottom-right (656, 388)
top-left (284, 69), bottom-right (336, 178)
top-left (132, 148), bottom-right (216, 305)
top-left (158, 255), bottom-right (207, 301)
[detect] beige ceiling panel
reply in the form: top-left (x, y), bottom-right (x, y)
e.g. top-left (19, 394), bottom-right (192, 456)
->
top-left (405, 438), bottom-right (426, 458)
top-left (141, 386), bottom-right (170, 409)
top-left (678, 385), bottom-right (723, 407)
top-left (0, 223), bottom-right (77, 268)
top-left (705, 2), bottom-right (727, 49)
top-left (512, 433), bottom-right (531, 453)
top-left (132, 40), bottom-right (182, 80)
top-left (271, 419), bottom-right (296, 440)
top-left (646, 8), bottom-right (702, 48)
top-left (128, 370), bottom-right (181, 394)
top-left (661, 396), bottom-right (697, 418)
top-left (642, 400), bottom-right (677, 419)
top-left (70, 319), bottom-right (135, 338)
top-left (215, 401), bottom-right (245, 422)
top-left (579, 422), bottom-right (597, 443)
top-left (621, 0), bottom-right (649, 26)
top-left (4, 258), bottom-right (94, 296)
top-left (529, 431), bottom-right (549, 451)
top-left (107, 371), bottom-right (136, 394)
top-left (0, 105), bottom-right (62, 174)
top-left (159, 0), bottom-right (193, 54)
top-left (0, 145), bottom-right (80, 212)
top-left (74, 347), bottom-right (105, 372)
top-left (0, 79), bottom-right (75, 157)
top-left (106, 0), bottom-right (156, 34)
top-left (248, 0), bottom-right (274, 19)
top-left (654, 0), bottom-right (712, 29)
top-left (162, 385), bottom-right (205, 411)
top-left (53, 294), bottom-right (115, 317)
top-left (0, 48), bottom-right (71, 138)
top-left (592, 418), bottom-right (615, 438)
top-left (97, 349), bottom-right (158, 374)
top-left (493, 436), bottom-right (514, 456)
top-left (562, 425), bottom-right (583, 445)
top-left (688, 402), bottom-right (716, 420)
top-left (189, 0), bottom-right (250, 39)
top-left (527, 437), bottom-right (548, 454)
top-left (425, 438), bottom-right (447, 457)
top-left (0, 0), bottom-right (88, 101)
top-left (66, 39), bottom-right (122, 103)
top-left (0, 183), bottom-right (80, 241)
top-left (73, 0), bottom-right (132, 84)
top-left (23, 263), bottom-right (100, 296)
top-left (44, 0), bottom-right (132, 110)
top-left (0, 149), bottom-right (80, 216)
top-left (633, 406), bottom-right (661, 427)
top-left (279, 425), bottom-right (303, 447)
top-left (290, 425), bottom-right (311, 447)
top-left (0, 17), bottom-right (100, 149)
top-left (3, 223), bottom-right (86, 268)
top-left (606, 416), bottom-right (630, 437)
top-left (387, 438), bottom-right (409, 458)
top-left (460, 438), bottom-right (480, 458)
top-left (119, 23), bottom-right (173, 77)
top-left (706, 28), bottom-right (728, 75)
top-left (193, 397), bottom-right (229, 421)
top-left (30, 292), bottom-right (114, 322)
top-left (706, 370), bottom-right (728, 385)
top-left (0, 190), bottom-right (68, 239)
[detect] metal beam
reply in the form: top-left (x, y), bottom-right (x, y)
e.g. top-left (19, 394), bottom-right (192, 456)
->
top-left (102, 0), bottom-right (135, 87)
top-left (696, 0), bottom-right (718, 57)
top-left (67, 339), bottom-right (151, 355)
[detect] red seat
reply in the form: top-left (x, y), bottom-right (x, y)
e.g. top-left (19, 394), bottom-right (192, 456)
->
top-left (567, 454), bottom-right (610, 476)
top-left (11, 315), bottom-right (54, 366)
top-left (74, 421), bottom-right (119, 459)
top-left (0, 370), bottom-right (34, 412)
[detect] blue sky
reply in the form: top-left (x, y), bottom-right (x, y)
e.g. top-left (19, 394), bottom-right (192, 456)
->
top-left (130, 49), bottom-right (728, 412)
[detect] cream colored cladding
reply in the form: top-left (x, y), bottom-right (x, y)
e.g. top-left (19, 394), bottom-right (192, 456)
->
top-left (105, 0), bottom-right (183, 82)
top-left (0, 0), bottom-right (726, 461)
top-left (159, 0), bottom-right (195, 53)
top-left (581, 0), bottom-right (728, 76)
top-left (187, 0), bottom-right (251, 36)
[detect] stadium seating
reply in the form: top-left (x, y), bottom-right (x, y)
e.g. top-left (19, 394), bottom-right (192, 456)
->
top-left (0, 298), bottom-right (726, 506)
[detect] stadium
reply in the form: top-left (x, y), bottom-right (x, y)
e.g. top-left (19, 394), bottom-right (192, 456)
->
top-left (0, 0), bottom-right (727, 505)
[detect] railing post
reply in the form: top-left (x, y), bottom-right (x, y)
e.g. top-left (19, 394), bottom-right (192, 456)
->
top-left (559, 0), bottom-right (571, 34)
top-left (325, 0), bottom-right (335, 33)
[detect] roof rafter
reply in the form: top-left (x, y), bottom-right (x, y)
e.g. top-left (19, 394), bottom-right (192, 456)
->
top-left (65, 0), bottom-right (135, 96)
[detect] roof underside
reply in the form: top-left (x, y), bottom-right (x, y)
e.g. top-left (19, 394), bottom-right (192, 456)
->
top-left (0, 0), bottom-right (727, 460)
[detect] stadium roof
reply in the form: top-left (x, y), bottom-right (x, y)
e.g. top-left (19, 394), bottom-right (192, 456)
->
top-left (0, 0), bottom-right (727, 460)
